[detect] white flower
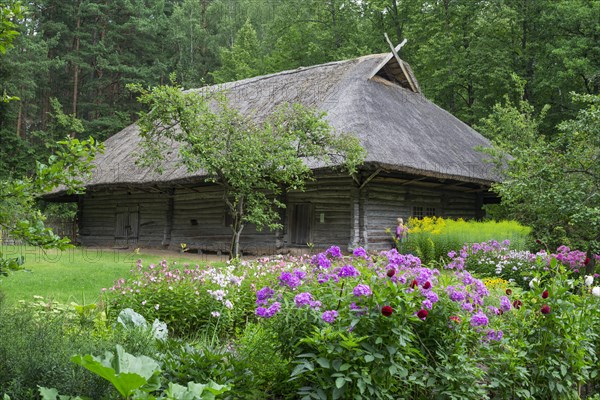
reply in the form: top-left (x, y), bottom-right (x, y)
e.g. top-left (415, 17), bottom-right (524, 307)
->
top-left (211, 311), bottom-right (221, 318)
top-left (592, 287), bottom-right (600, 297)
top-left (585, 275), bottom-right (594, 286)
top-left (529, 277), bottom-right (540, 289)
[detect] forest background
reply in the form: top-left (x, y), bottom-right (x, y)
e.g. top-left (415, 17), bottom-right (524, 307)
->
top-left (0, 0), bottom-right (597, 179)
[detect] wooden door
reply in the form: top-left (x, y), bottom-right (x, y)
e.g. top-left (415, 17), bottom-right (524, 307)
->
top-left (290, 204), bottom-right (312, 245)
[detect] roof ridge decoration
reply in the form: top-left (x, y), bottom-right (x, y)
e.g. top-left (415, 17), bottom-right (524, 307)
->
top-left (368, 34), bottom-right (421, 93)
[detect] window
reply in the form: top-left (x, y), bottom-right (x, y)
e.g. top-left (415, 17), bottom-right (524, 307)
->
top-left (290, 204), bottom-right (312, 245)
top-left (412, 206), bottom-right (423, 219)
top-left (412, 206), bottom-right (436, 219)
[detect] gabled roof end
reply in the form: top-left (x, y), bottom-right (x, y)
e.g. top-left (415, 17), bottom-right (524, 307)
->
top-left (368, 35), bottom-right (421, 93)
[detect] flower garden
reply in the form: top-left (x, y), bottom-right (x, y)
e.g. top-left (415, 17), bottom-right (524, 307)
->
top-left (2, 237), bottom-right (599, 400)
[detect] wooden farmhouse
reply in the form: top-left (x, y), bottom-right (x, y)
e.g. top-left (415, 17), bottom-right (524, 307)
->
top-left (47, 51), bottom-right (498, 254)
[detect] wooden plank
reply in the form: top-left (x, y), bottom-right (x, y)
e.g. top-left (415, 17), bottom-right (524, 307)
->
top-left (384, 33), bottom-right (417, 93)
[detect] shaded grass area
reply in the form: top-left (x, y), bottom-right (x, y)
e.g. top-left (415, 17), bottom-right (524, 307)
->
top-left (0, 246), bottom-right (225, 305)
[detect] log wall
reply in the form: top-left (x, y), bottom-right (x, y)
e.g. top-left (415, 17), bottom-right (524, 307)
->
top-left (77, 175), bottom-right (485, 254)
top-left (79, 190), bottom-right (168, 247)
top-left (286, 176), bottom-right (353, 251)
top-left (364, 178), bottom-right (481, 250)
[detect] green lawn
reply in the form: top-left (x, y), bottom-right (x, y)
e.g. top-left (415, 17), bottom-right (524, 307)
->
top-left (0, 246), bottom-right (225, 305)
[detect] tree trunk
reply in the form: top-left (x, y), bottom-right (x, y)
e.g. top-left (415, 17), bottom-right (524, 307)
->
top-left (16, 103), bottom-right (23, 139)
top-left (390, 0), bottom-right (404, 46)
top-left (443, 0), bottom-right (455, 113)
top-left (71, 3), bottom-right (81, 126)
top-left (227, 195), bottom-right (245, 259)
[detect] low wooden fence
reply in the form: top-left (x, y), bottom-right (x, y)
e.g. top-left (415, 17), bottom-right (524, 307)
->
top-left (0, 217), bottom-right (77, 246)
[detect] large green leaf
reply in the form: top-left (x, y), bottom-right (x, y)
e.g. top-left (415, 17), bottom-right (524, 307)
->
top-left (71, 345), bottom-right (161, 398)
top-left (163, 381), bottom-right (230, 400)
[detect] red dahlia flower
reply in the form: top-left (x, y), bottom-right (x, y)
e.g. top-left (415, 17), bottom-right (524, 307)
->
top-left (512, 300), bottom-right (523, 309)
top-left (422, 281), bottom-right (431, 290)
top-left (542, 290), bottom-right (549, 299)
top-left (449, 315), bottom-right (461, 323)
top-left (387, 269), bottom-right (396, 277)
top-left (541, 304), bottom-right (551, 315)
top-left (410, 279), bottom-right (418, 289)
top-left (505, 289), bottom-right (512, 296)
top-left (417, 309), bottom-right (428, 320)
top-left (381, 305), bottom-right (393, 317)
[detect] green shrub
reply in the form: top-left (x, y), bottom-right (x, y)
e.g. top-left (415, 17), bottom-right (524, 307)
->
top-left (105, 260), bottom-right (257, 338)
top-left (0, 298), bottom-right (157, 400)
top-left (159, 324), bottom-right (293, 400)
top-left (249, 246), bottom-right (600, 399)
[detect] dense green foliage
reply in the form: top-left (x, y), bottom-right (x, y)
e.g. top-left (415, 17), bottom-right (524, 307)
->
top-left (0, 297), bottom-right (158, 399)
top-left (0, 136), bottom-right (101, 274)
top-left (2, 240), bottom-right (600, 399)
top-left (479, 93), bottom-right (600, 253)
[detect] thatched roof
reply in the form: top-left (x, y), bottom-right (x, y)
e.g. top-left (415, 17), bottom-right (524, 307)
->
top-left (52, 53), bottom-right (497, 196)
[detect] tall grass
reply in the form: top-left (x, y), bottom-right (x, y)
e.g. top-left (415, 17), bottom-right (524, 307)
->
top-left (399, 217), bottom-right (531, 265)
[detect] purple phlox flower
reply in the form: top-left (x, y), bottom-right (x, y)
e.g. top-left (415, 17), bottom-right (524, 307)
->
top-left (353, 284), bottom-right (372, 297)
top-left (310, 300), bottom-right (322, 309)
top-left (448, 250), bottom-right (457, 258)
top-left (425, 291), bottom-right (439, 304)
top-left (414, 268), bottom-right (437, 285)
top-left (256, 301), bottom-right (281, 318)
top-left (353, 247), bottom-right (367, 258)
top-left (326, 246), bottom-right (343, 258)
top-left (322, 310), bottom-right (339, 324)
top-left (317, 273), bottom-right (329, 284)
top-left (311, 253), bottom-right (332, 269)
top-left (294, 270), bottom-right (307, 280)
top-left (447, 286), bottom-right (466, 302)
top-left (256, 286), bottom-right (275, 305)
top-left (488, 306), bottom-right (501, 315)
top-left (279, 271), bottom-right (302, 289)
top-left (460, 271), bottom-right (475, 286)
top-left (467, 291), bottom-right (485, 306)
top-left (294, 292), bottom-right (314, 307)
top-left (487, 329), bottom-right (503, 341)
top-left (474, 280), bottom-right (490, 297)
top-left (422, 299), bottom-right (433, 310)
top-left (446, 257), bottom-right (465, 270)
top-left (337, 264), bottom-right (361, 278)
top-left (500, 296), bottom-right (511, 312)
top-left (462, 302), bottom-right (474, 312)
top-left (502, 240), bottom-right (511, 247)
top-left (470, 311), bottom-right (489, 327)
